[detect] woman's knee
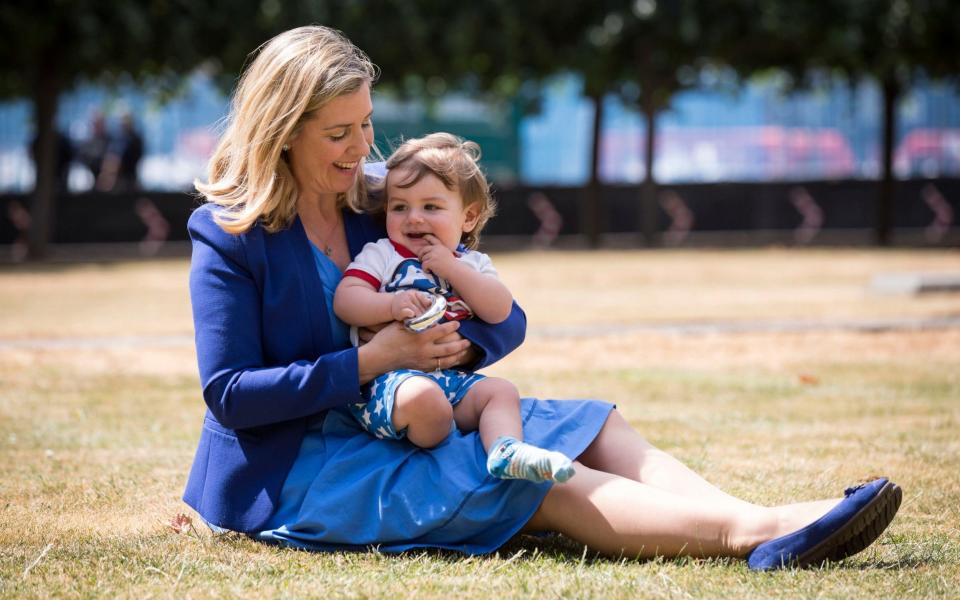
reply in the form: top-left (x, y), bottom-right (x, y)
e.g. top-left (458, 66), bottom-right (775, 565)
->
top-left (578, 409), bottom-right (653, 468)
top-left (604, 409), bottom-right (652, 445)
top-left (521, 462), bottom-right (592, 533)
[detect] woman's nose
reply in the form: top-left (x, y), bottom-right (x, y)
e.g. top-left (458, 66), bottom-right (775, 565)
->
top-left (351, 126), bottom-right (371, 156)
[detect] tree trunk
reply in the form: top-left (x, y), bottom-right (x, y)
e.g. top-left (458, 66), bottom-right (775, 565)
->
top-left (877, 78), bottom-right (899, 246)
top-left (640, 101), bottom-right (660, 247)
top-left (27, 49), bottom-right (62, 260)
top-left (582, 92), bottom-right (604, 248)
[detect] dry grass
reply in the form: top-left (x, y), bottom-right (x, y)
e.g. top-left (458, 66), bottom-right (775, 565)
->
top-left (1, 248), bottom-right (958, 598)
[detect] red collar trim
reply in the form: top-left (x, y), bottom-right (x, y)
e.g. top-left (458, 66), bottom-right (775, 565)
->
top-left (390, 240), bottom-right (418, 258)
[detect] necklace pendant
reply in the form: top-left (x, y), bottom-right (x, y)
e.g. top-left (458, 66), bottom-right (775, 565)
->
top-left (324, 245), bottom-right (333, 256)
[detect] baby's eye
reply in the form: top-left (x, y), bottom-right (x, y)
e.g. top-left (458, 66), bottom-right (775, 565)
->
top-left (389, 204), bottom-right (406, 212)
top-left (424, 204), bottom-right (439, 211)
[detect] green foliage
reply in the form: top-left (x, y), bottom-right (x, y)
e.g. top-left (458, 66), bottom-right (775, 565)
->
top-left (714, 0), bottom-right (960, 87)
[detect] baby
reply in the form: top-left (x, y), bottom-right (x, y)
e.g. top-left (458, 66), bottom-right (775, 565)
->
top-left (333, 133), bottom-right (575, 483)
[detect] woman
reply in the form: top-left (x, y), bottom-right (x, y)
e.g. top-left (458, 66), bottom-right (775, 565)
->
top-left (186, 25), bottom-right (901, 569)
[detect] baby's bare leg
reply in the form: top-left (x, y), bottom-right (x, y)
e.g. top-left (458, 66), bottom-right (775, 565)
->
top-left (392, 376), bottom-right (453, 448)
top-left (452, 377), bottom-right (521, 451)
top-left (456, 377), bottom-right (575, 483)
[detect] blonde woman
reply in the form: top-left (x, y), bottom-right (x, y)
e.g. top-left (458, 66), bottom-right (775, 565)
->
top-left (186, 26), bottom-right (901, 568)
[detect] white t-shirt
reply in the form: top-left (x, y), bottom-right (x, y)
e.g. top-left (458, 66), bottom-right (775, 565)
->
top-left (343, 238), bottom-right (498, 322)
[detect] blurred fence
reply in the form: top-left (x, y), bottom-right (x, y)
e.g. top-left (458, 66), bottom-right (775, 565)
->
top-left (3, 178), bottom-right (957, 253)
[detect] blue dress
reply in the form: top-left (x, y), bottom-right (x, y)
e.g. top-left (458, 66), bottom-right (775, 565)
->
top-left (253, 245), bottom-right (614, 554)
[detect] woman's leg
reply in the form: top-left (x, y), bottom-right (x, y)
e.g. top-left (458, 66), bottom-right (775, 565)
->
top-left (579, 410), bottom-right (759, 506)
top-left (524, 464), bottom-right (829, 559)
top-left (576, 409), bottom-right (840, 525)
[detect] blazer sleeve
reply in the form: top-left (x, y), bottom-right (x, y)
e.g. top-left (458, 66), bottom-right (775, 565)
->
top-left (188, 206), bottom-right (360, 430)
top-left (457, 301), bottom-right (527, 370)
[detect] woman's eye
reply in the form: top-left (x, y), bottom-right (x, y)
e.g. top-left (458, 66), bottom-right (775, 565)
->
top-left (330, 131), bottom-right (347, 141)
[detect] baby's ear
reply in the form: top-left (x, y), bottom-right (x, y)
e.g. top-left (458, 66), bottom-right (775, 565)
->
top-left (462, 203), bottom-right (481, 233)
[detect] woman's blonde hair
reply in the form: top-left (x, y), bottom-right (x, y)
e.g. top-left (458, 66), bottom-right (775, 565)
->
top-left (195, 26), bottom-right (378, 234)
top-left (382, 133), bottom-right (496, 250)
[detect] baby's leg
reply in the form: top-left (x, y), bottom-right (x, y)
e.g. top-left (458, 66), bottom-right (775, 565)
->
top-left (454, 377), bottom-right (575, 483)
top-left (392, 376), bottom-right (454, 448)
top-left (452, 377), bottom-right (522, 451)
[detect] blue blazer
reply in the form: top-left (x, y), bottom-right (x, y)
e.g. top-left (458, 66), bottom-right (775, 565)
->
top-left (183, 202), bottom-right (527, 532)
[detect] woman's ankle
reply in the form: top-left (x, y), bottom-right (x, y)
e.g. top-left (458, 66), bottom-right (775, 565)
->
top-left (728, 507), bottom-right (782, 556)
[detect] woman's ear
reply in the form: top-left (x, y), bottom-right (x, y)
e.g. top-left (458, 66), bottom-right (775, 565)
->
top-left (462, 203), bottom-right (482, 233)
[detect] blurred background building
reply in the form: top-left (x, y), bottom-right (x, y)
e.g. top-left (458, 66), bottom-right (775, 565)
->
top-left (2, 72), bottom-right (958, 192)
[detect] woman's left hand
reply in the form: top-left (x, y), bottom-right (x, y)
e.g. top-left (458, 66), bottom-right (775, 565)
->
top-left (356, 321), bottom-right (477, 368)
top-left (434, 328), bottom-right (477, 369)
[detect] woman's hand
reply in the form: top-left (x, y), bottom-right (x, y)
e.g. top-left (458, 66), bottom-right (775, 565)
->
top-left (434, 328), bottom-right (478, 368)
top-left (356, 320), bottom-right (473, 384)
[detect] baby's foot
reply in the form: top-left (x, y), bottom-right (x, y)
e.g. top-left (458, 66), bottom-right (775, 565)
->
top-left (486, 436), bottom-right (575, 483)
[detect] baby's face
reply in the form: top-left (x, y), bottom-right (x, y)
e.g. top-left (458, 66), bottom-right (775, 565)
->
top-left (384, 169), bottom-right (479, 252)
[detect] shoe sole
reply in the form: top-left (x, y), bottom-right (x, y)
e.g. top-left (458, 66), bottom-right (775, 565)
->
top-left (795, 481), bottom-right (902, 567)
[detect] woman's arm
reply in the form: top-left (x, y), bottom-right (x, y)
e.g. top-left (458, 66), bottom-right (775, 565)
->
top-left (189, 207), bottom-right (361, 430)
top-left (456, 301), bottom-right (526, 370)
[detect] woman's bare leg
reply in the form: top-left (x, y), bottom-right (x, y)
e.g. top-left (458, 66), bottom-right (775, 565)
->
top-left (523, 464), bottom-right (782, 558)
top-left (576, 409), bottom-right (840, 526)
top-left (523, 464), bottom-right (844, 559)
top-left (579, 410), bottom-right (761, 507)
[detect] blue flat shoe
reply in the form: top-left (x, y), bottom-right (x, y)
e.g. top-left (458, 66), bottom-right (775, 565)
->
top-left (746, 477), bottom-right (902, 571)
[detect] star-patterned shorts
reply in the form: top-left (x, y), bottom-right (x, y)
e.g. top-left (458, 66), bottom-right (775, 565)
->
top-left (350, 368), bottom-right (487, 440)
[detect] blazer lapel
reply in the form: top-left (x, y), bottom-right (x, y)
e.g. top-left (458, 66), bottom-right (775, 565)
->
top-left (290, 214), bottom-right (331, 357)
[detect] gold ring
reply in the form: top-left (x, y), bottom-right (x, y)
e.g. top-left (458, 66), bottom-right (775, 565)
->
top-left (436, 358), bottom-right (441, 371)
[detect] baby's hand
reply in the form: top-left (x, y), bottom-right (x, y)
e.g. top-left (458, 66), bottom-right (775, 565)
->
top-left (391, 290), bottom-right (432, 321)
top-left (418, 234), bottom-right (457, 276)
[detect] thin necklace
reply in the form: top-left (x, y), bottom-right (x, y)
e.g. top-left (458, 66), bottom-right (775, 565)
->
top-left (314, 215), bottom-right (340, 257)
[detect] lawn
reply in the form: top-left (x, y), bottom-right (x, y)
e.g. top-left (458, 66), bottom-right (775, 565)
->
top-left (1, 248), bottom-right (958, 598)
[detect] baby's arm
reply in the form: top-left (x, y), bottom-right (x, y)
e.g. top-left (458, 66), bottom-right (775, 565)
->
top-left (334, 278), bottom-right (429, 326)
top-left (419, 236), bottom-right (513, 324)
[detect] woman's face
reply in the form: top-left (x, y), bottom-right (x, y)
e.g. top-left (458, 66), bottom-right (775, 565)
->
top-left (287, 83), bottom-right (374, 198)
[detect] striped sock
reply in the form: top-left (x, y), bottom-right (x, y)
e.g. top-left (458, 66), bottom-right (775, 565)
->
top-left (486, 436), bottom-right (575, 483)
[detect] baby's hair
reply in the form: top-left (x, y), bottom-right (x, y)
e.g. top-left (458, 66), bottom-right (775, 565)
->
top-left (384, 132), bottom-right (496, 250)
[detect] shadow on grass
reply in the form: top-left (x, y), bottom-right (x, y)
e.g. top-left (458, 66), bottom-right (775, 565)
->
top-left (201, 525), bottom-right (940, 571)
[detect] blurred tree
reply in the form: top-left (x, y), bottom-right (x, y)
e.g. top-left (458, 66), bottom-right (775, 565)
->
top-left (838, 0), bottom-right (960, 245)
top-left (0, 0), bottom-right (321, 259)
top-left (450, 1), bottom-right (720, 248)
top-left (586, 0), bottom-right (710, 246)
top-left (716, 0), bottom-right (960, 245)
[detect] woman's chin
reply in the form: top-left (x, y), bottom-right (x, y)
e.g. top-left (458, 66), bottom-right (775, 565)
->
top-left (330, 166), bottom-right (360, 187)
